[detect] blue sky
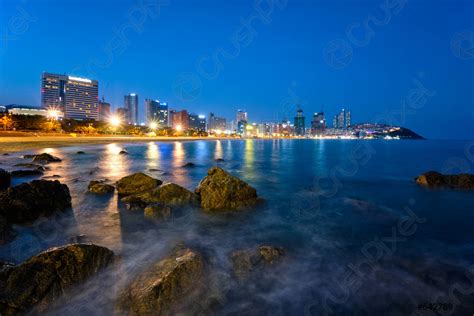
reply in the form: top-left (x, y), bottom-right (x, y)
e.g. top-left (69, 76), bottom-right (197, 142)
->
top-left (0, 0), bottom-right (473, 139)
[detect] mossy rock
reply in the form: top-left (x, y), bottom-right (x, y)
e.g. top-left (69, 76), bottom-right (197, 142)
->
top-left (122, 183), bottom-right (198, 207)
top-left (116, 173), bottom-right (162, 196)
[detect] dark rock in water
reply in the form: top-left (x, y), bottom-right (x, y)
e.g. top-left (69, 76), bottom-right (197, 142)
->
top-left (182, 162), bottom-right (196, 168)
top-left (0, 180), bottom-right (72, 224)
top-left (31, 153), bottom-right (62, 163)
top-left (68, 234), bottom-right (87, 243)
top-left (119, 150), bottom-right (128, 155)
top-left (0, 261), bottom-right (15, 273)
top-left (0, 244), bottom-right (114, 315)
top-left (144, 204), bottom-right (172, 221)
top-left (116, 245), bottom-right (203, 315)
top-left (416, 171), bottom-right (474, 189)
top-left (0, 216), bottom-right (13, 245)
top-left (2, 153), bottom-right (9, 156)
top-left (215, 158), bottom-right (225, 162)
top-left (0, 169), bottom-right (11, 190)
top-left (195, 167), bottom-right (258, 211)
top-left (116, 172), bottom-right (162, 196)
top-left (43, 175), bottom-right (61, 179)
top-left (88, 180), bottom-right (115, 194)
top-left (23, 154), bottom-right (35, 159)
top-left (230, 245), bottom-right (285, 280)
top-left (11, 169), bottom-right (44, 177)
top-left (13, 163), bottom-right (46, 171)
top-left (76, 151), bottom-right (86, 155)
top-left (148, 168), bottom-right (162, 172)
top-left (122, 183), bottom-right (198, 207)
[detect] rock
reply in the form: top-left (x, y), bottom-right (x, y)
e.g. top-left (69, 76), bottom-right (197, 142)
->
top-left (122, 183), bottom-right (198, 207)
top-left (144, 204), bottom-right (172, 221)
top-left (68, 234), bottom-right (87, 243)
top-left (119, 150), bottom-right (128, 155)
top-left (43, 175), bottom-right (61, 179)
top-left (88, 180), bottom-right (115, 194)
top-left (116, 173), bottom-right (162, 196)
top-left (182, 162), bottom-right (196, 168)
top-left (11, 169), bottom-right (44, 177)
top-left (77, 151), bottom-right (86, 155)
top-left (230, 245), bottom-right (284, 280)
top-left (0, 169), bottom-right (11, 190)
top-left (2, 153), bottom-right (9, 156)
top-left (0, 244), bottom-right (114, 314)
top-left (416, 171), bottom-right (474, 189)
top-left (195, 167), bottom-right (258, 211)
top-left (0, 180), bottom-right (72, 224)
top-left (215, 158), bottom-right (225, 162)
top-left (116, 245), bottom-right (203, 315)
top-left (149, 168), bottom-right (161, 172)
top-left (0, 216), bottom-right (13, 245)
top-left (31, 153), bottom-right (62, 163)
top-left (13, 163), bottom-right (46, 171)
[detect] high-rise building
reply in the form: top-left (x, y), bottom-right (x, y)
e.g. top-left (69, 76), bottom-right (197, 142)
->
top-left (208, 112), bottom-right (227, 132)
top-left (144, 100), bottom-right (169, 127)
top-left (189, 114), bottom-right (206, 131)
top-left (171, 110), bottom-right (189, 131)
top-left (311, 112), bottom-right (326, 135)
top-left (98, 99), bottom-right (111, 121)
top-left (116, 107), bottom-right (128, 120)
top-left (236, 109), bottom-right (248, 123)
top-left (124, 93), bottom-right (139, 125)
top-left (294, 107), bottom-right (305, 136)
top-left (333, 109), bottom-right (351, 129)
top-left (41, 72), bottom-right (99, 120)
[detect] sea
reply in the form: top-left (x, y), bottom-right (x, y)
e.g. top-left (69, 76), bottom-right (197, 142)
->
top-left (1, 139), bottom-right (474, 315)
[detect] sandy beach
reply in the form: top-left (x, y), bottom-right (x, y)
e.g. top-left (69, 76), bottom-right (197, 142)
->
top-left (0, 134), bottom-right (223, 153)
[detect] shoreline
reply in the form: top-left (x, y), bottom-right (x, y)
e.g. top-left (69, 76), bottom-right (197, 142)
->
top-left (0, 135), bottom-right (230, 154)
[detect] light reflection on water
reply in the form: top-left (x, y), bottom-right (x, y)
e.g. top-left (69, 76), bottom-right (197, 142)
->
top-left (1, 139), bottom-right (474, 314)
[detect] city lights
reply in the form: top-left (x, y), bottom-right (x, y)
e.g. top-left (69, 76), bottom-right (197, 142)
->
top-left (149, 122), bottom-right (158, 130)
top-left (109, 115), bottom-right (122, 127)
top-left (175, 124), bottom-right (183, 132)
top-left (46, 107), bottom-right (61, 120)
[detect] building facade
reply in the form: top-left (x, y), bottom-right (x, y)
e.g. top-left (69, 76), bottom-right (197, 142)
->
top-left (333, 109), bottom-right (351, 129)
top-left (6, 104), bottom-right (49, 116)
top-left (41, 72), bottom-right (99, 120)
top-left (311, 112), bottom-right (326, 135)
top-left (171, 110), bottom-right (189, 130)
top-left (98, 100), bottom-right (111, 121)
top-left (208, 112), bottom-right (227, 132)
top-left (145, 99), bottom-right (169, 127)
top-left (189, 114), bottom-right (206, 131)
top-left (294, 107), bottom-right (305, 136)
top-left (124, 93), bottom-right (139, 125)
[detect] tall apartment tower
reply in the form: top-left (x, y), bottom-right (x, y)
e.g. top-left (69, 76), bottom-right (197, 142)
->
top-left (124, 93), bottom-right (139, 125)
top-left (294, 106), bottom-right (305, 136)
top-left (41, 72), bottom-right (99, 120)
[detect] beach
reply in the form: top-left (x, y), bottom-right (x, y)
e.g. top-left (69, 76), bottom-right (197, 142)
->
top-left (0, 134), bottom-right (223, 153)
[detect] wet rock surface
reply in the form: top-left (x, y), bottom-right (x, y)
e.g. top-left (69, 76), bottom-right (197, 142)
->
top-left (31, 153), bottom-right (62, 163)
top-left (195, 167), bottom-right (258, 211)
top-left (144, 204), bottom-right (172, 221)
top-left (0, 169), bottom-right (11, 190)
top-left (0, 216), bottom-right (13, 245)
top-left (11, 169), bottom-right (44, 177)
top-left (116, 173), bottom-right (162, 196)
top-left (0, 180), bottom-right (72, 224)
top-left (116, 245), bottom-right (203, 315)
top-left (88, 180), bottom-right (115, 194)
top-left (0, 244), bottom-right (114, 315)
top-left (122, 182), bottom-right (198, 207)
top-left (230, 245), bottom-right (285, 280)
top-left (416, 171), bottom-right (474, 189)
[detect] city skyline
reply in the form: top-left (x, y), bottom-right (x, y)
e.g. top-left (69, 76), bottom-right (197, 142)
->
top-left (1, 0), bottom-right (473, 139)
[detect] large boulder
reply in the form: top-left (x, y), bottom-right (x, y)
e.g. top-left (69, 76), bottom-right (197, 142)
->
top-left (11, 169), bottom-right (44, 177)
top-left (31, 153), bottom-right (62, 163)
top-left (0, 244), bottom-right (114, 315)
top-left (116, 172), bottom-right (162, 196)
top-left (0, 180), bottom-right (72, 224)
top-left (230, 245), bottom-right (284, 280)
top-left (416, 171), bottom-right (474, 189)
top-left (122, 182), bottom-right (198, 207)
top-left (195, 167), bottom-right (258, 211)
top-left (116, 246), bottom-right (203, 315)
top-left (0, 169), bottom-right (11, 190)
top-left (88, 180), bottom-right (115, 194)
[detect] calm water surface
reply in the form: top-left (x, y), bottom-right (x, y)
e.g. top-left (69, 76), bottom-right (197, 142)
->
top-left (1, 139), bottom-right (474, 315)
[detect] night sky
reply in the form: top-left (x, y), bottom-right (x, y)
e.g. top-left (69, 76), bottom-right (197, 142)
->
top-left (0, 0), bottom-right (473, 139)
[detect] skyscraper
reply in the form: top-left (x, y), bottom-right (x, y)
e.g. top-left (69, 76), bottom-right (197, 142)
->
top-left (124, 93), bottom-right (139, 125)
top-left (294, 107), bottom-right (305, 136)
top-left (171, 110), bottom-right (189, 131)
top-left (333, 109), bottom-right (351, 129)
top-left (311, 112), bottom-right (326, 135)
top-left (145, 99), bottom-right (168, 126)
top-left (236, 110), bottom-right (248, 135)
top-left (41, 72), bottom-right (99, 120)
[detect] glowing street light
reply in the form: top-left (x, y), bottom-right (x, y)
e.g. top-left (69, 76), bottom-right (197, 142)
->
top-left (175, 124), bottom-right (183, 132)
top-left (47, 107), bottom-right (60, 120)
top-left (149, 121), bottom-right (158, 130)
top-left (109, 115), bottom-right (122, 127)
